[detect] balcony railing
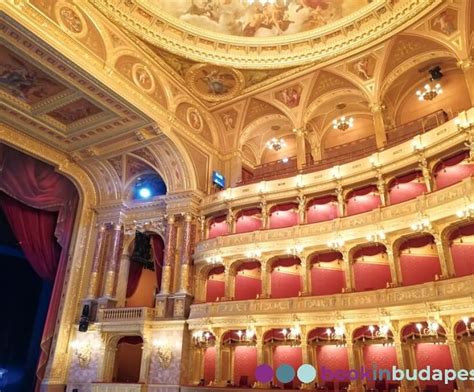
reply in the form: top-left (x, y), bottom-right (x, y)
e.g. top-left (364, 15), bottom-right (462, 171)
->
top-left (91, 383), bottom-right (145, 392)
top-left (237, 110), bottom-right (450, 186)
top-left (189, 275), bottom-right (474, 320)
top-left (98, 307), bottom-right (154, 322)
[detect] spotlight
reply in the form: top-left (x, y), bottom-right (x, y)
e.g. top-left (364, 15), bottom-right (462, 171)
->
top-left (138, 187), bottom-right (151, 199)
top-left (428, 66), bottom-right (443, 81)
top-left (78, 305), bottom-right (90, 333)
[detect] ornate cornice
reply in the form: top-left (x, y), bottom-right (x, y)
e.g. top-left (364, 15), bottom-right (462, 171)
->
top-left (91, 0), bottom-right (441, 69)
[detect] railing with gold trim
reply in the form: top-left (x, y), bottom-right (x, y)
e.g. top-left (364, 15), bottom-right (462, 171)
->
top-left (189, 275), bottom-right (474, 320)
top-left (201, 108), bottom-right (473, 215)
top-left (91, 383), bottom-right (146, 392)
top-left (98, 307), bottom-right (154, 322)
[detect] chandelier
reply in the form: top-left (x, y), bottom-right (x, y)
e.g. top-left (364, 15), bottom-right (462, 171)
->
top-left (332, 103), bottom-right (354, 131)
top-left (266, 137), bottom-right (286, 151)
top-left (416, 83), bottom-right (442, 101)
top-left (281, 325), bottom-right (301, 345)
top-left (368, 324), bottom-right (390, 339)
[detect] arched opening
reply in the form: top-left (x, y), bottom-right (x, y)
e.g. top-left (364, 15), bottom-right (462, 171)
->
top-left (191, 331), bottom-right (216, 385)
top-left (270, 257), bottom-right (302, 299)
top-left (352, 245), bottom-right (391, 291)
top-left (264, 328), bottom-right (303, 389)
top-left (353, 325), bottom-right (398, 391)
top-left (388, 171), bottom-right (426, 205)
top-left (0, 144), bottom-right (78, 390)
top-left (309, 251), bottom-right (345, 296)
top-left (454, 317), bottom-right (474, 389)
top-left (434, 151), bottom-right (474, 190)
top-left (125, 232), bottom-right (164, 308)
top-left (222, 330), bottom-right (257, 387)
top-left (306, 195), bottom-right (339, 224)
top-left (346, 185), bottom-right (381, 216)
top-left (113, 336), bottom-right (143, 383)
top-left (131, 172), bottom-right (167, 201)
top-left (208, 214), bottom-right (228, 239)
top-left (308, 327), bottom-right (349, 391)
top-left (235, 208), bottom-right (262, 234)
top-left (206, 265), bottom-right (225, 302)
top-left (234, 261), bottom-right (261, 301)
top-left (398, 235), bottom-right (441, 286)
top-left (269, 203), bottom-right (298, 229)
top-left (449, 223), bottom-right (474, 277)
top-left (401, 322), bottom-right (454, 391)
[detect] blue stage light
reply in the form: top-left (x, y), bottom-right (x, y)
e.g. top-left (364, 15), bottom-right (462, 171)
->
top-left (138, 187), bottom-right (151, 199)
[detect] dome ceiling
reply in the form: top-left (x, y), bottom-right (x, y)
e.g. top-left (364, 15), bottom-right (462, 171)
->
top-left (92, 0), bottom-right (442, 69)
top-left (153, 0), bottom-right (368, 38)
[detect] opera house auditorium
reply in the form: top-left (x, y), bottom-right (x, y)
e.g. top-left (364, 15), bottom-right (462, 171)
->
top-left (0, 0), bottom-right (473, 391)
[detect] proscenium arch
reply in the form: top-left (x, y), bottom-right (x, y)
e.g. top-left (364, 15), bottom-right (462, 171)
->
top-left (0, 124), bottom-right (98, 383)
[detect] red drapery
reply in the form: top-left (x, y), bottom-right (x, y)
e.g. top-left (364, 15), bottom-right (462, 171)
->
top-left (0, 144), bottom-right (78, 389)
top-left (151, 234), bottom-right (164, 293)
top-left (126, 260), bottom-right (143, 298)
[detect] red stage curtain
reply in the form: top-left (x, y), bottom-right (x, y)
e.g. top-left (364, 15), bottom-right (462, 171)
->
top-left (151, 235), bottom-right (164, 292)
top-left (0, 144), bottom-right (78, 388)
top-left (0, 193), bottom-right (61, 280)
top-left (126, 261), bottom-right (143, 298)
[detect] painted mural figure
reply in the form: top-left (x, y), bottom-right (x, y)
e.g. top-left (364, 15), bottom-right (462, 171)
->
top-left (432, 11), bottom-right (455, 35)
top-left (0, 63), bottom-right (46, 101)
top-left (154, 0), bottom-right (369, 38)
top-left (200, 69), bottom-right (232, 95)
top-left (354, 57), bottom-right (371, 80)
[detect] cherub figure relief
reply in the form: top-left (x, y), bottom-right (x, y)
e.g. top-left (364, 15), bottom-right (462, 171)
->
top-left (432, 11), bottom-right (456, 35)
top-left (354, 57), bottom-right (371, 80)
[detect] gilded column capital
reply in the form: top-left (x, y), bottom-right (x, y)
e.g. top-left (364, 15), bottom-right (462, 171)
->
top-left (369, 103), bottom-right (386, 113)
top-left (457, 57), bottom-right (473, 71)
top-left (292, 127), bottom-right (307, 137)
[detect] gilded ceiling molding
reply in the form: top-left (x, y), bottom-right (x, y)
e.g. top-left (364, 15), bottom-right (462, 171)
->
top-left (91, 0), bottom-right (442, 69)
top-left (0, 123), bottom-right (97, 383)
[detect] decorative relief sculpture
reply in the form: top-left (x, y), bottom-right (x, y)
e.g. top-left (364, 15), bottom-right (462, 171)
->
top-left (132, 63), bottom-right (155, 93)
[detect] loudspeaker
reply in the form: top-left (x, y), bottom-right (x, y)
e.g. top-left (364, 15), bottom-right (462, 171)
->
top-left (78, 304), bottom-right (90, 332)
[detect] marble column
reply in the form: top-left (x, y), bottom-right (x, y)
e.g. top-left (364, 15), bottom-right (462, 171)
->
top-left (178, 213), bottom-right (195, 294)
top-left (458, 57), bottom-right (474, 106)
top-left (102, 224), bottom-right (123, 299)
top-left (160, 215), bottom-right (177, 295)
top-left (87, 224), bottom-right (106, 299)
top-left (294, 127), bottom-right (307, 170)
top-left (370, 104), bottom-right (387, 149)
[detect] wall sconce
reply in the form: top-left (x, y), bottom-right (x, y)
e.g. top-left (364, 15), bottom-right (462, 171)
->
top-left (454, 112), bottom-right (473, 130)
top-left (70, 339), bottom-right (92, 368)
top-left (462, 317), bottom-right (473, 335)
top-left (415, 321), bottom-right (440, 339)
top-left (296, 174), bottom-right (304, 189)
top-left (331, 166), bottom-right (342, 180)
top-left (410, 217), bottom-right (432, 232)
top-left (412, 135), bottom-right (423, 152)
top-left (245, 248), bottom-right (262, 259)
top-left (366, 230), bottom-right (386, 242)
top-left (152, 339), bottom-right (173, 369)
top-left (369, 154), bottom-right (381, 168)
top-left (326, 325), bottom-right (346, 347)
top-left (207, 254), bottom-right (223, 264)
top-left (286, 244), bottom-right (304, 257)
top-left (327, 236), bottom-right (345, 250)
top-left (456, 204), bottom-right (474, 218)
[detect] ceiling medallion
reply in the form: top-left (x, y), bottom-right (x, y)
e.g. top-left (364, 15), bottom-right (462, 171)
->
top-left (416, 83), bottom-right (442, 101)
top-left (185, 64), bottom-right (244, 102)
top-left (332, 103), bottom-right (354, 131)
top-left (266, 137), bottom-right (286, 151)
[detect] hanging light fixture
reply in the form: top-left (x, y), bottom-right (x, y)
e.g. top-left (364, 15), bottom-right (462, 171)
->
top-left (266, 137), bottom-right (286, 151)
top-left (416, 83), bottom-right (443, 101)
top-left (332, 103), bottom-right (354, 131)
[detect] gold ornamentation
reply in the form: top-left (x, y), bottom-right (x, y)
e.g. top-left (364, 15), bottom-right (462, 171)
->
top-left (56, 4), bottom-right (87, 38)
top-left (132, 63), bottom-right (155, 93)
top-left (185, 64), bottom-right (244, 102)
top-left (186, 107), bottom-right (203, 132)
top-left (156, 345), bottom-right (173, 369)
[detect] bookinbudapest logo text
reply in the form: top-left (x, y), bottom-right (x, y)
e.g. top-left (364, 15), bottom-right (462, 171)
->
top-left (254, 364), bottom-right (474, 385)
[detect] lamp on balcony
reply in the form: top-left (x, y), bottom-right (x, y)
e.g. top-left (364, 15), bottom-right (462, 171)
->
top-left (366, 230), bottom-right (386, 242)
top-left (456, 204), bottom-right (474, 218)
top-left (325, 325), bottom-right (346, 347)
top-left (414, 321), bottom-right (442, 341)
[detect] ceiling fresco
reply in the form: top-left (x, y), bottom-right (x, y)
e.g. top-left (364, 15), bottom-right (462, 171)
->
top-left (153, 0), bottom-right (370, 37)
top-left (0, 45), bottom-right (67, 104)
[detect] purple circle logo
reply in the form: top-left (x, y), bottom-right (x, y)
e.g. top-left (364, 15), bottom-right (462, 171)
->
top-left (255, 364), bottom-right (273, 383)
